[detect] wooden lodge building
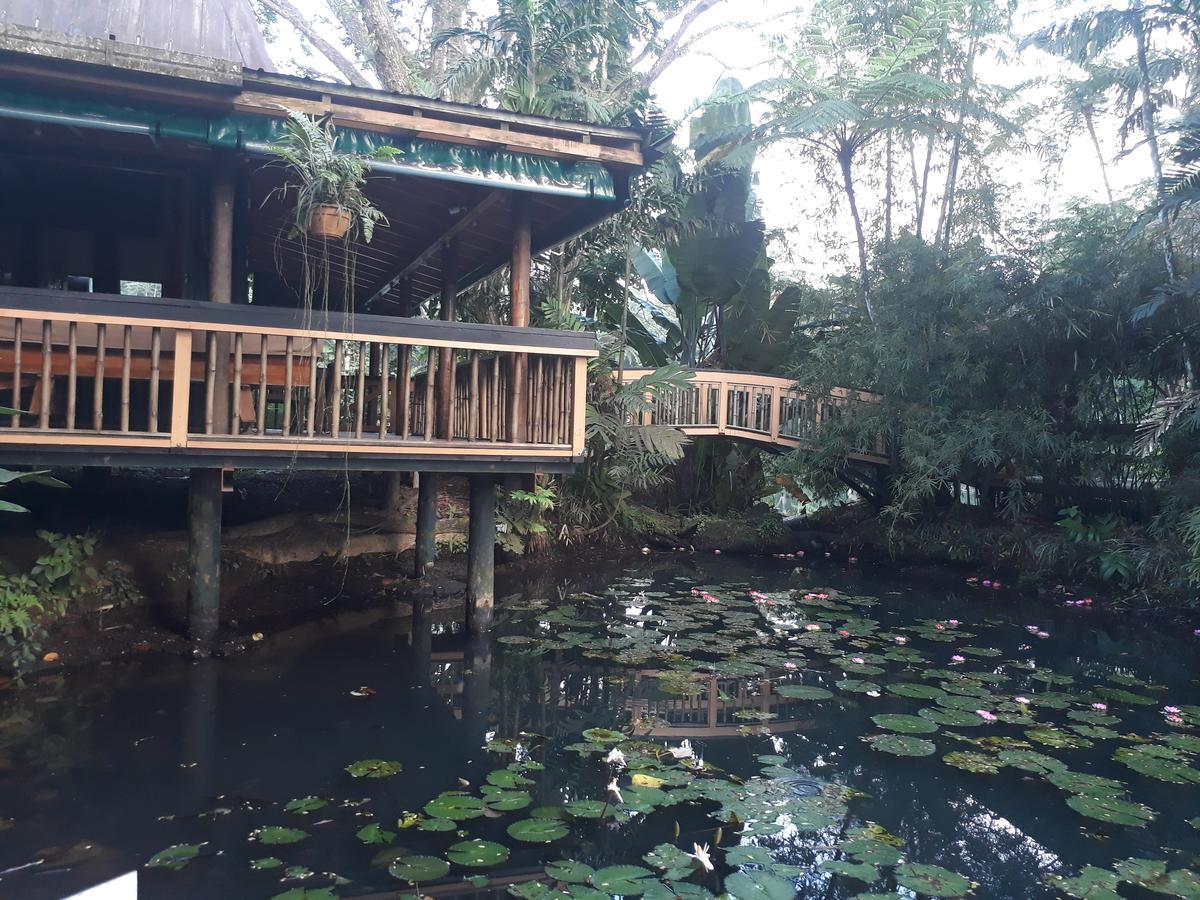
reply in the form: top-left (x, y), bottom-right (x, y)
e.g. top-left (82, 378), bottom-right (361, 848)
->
top-left (0, 0), bottom-right (659, 640)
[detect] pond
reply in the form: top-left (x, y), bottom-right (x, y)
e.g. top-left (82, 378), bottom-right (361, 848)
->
top-left (0, 556), bottom-right (1198, 899)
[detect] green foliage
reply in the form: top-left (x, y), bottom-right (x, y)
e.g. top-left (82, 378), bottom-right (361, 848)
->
top-left (0, 531), bottom-right (97, 674)
top-left (497, 484), bottom-right (556, 555)
top-left (267, 109), bottom-right (402, 244)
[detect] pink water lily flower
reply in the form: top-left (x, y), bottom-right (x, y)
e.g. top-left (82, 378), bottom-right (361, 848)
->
top-left (804, 623), bottom-right (821, 632)
top-left (951, 655), bottom-right (966, 663)
top-left (948, 619), bottom-right (960, 627)
top-left (850, 657), bottom-right (866, 665)
top-left (1036, 631), bottom-right (1050, 639)
top-left (784, 662), bottom-right (798, 670)
top-left (935, 623), bottom-right (946, 631)
top-left (1167, 713), bottom-right (1185, 725)
top-left (1092, 703), bottom-right (1107, 711)
top-left (895, 636), bottom-right (909, 644)
top-left (977, 710), bottom-right (998, 722)
top-left (1014, 696), bottom-right (1031, 705)
top-left (1164, 706), bottom-right (1182, 714)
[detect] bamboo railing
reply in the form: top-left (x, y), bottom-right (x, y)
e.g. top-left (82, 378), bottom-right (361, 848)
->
top-left (620, 368), bottom-right (887, 464)
top-left (0, 287), bottom-right (593, 465)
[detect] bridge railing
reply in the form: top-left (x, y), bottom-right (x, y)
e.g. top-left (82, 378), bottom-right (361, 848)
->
top-left (620, 368), bottom-right (887, 464)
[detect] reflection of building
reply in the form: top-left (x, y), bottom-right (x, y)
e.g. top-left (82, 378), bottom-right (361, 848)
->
top-left (627, 672), bottom-right (815, 738)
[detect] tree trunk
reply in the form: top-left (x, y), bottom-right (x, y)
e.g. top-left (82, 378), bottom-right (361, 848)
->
top-left (939, 16), bottom-right (980, 251)
top-left (260, 0), bottom-right (370, 87)
top-left (356, 0), bottom-right (415, 92)
top-left (838, 146), bottom-right (876, 324)
top-left (430, 0), bottom-right (468, 95)
top-left (1132, 4), bottom-right (1176, 281)
top-left (1082, 105), bottom-right (1115, 204)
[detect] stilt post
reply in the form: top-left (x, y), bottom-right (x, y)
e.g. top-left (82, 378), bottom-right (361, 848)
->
top-left (414, 472), bottom-right (438, 577)
top-left (467, 474), bottom-right (496, 633)
top-left (436, 239), bottom-right (459, 439)
top-left (187, 468), bottom-right (223, 645)
top-left (508, 195), bottom-right (532, 442)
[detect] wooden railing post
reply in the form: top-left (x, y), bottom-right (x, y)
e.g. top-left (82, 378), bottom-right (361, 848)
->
top-left (769, 384), bottom-right (781, 441)
top-left (170, 330), bottom-right (193, 447)
top-left (715, 376), bottom-right (728, 435)
top-left (571, 356), bottom-right (587, 456)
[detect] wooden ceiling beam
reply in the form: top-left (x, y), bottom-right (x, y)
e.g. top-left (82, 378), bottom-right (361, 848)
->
top-left (363, 190), bottom-right (507, 309)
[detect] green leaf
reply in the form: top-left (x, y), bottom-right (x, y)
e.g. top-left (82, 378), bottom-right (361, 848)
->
top-left (508, 818), bottom-right (570, 843)
top-left (820, 859), bottom-right (878, 882)
top-left (251, 857), bottom-right (284, 870)
top-left (446, 839), bottom-right (510, 867)
top-left (388, 854), bottom-right (450, 883)
top-left (545, 860), bottom-right (596, 883)
top-left (254, 826), bottom-right (309, 845)
top-left (344, 759), bottom-right (402, 778)
top-left (284, 795), bottom-right (327, 814)
top-left (590, 865), bottom-right (656, 895)
top-left (1066, 793), bottom-right (1155, 827)
top-left (865, 733), bottom-right (937, 757)
top-left (146, 842), bottom-right (206, 870)
top-left (1049, 866), bottom-right (1122, 899)
top-left (723, 870), bottom-right (798, 900)
top-left (424, 792), bottom-right (486, 821)
top-left (872, 714), bottom-right (938, 734)
top-left (356, 823), bottom-right (396, 845)
top-left (773, 684), bottom-right (834, 700)
top-left (893, 863), bottom-right (973, 897)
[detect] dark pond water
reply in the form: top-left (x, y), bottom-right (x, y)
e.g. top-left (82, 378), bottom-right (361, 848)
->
top-left (1, 557), bottom-right (1199, 900)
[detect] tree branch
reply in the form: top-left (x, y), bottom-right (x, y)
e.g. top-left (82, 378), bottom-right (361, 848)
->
top-left (637, 0), bottom-right (729, 90)
top-left (258, 0), bottom-right (371, 87)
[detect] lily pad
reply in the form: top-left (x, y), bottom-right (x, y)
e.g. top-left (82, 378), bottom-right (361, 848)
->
top-left (872, 714), bottom-right (938, 734)
top-left (865, 734), bottom-right (937, 757)
top-left (447, 839), bottom-right (510, 867)
top-left (424, 792), bottom-right (486, 821)
top-left (820, 859), bottom-right (878, 882)
top-left (356, 823), bottom-right (396, 845)
top-left (1049, 867), bottom-right (1122, 900)
top-left (581, 728), bottom-right (626, 743)
top-left (943, 751), bottom-right (1001, 774)
top-left (1066, 793), bottom-right (1156, 827)
top-left (284, 796), bottom-right (327, 814)
top-left (996, 750), bottom-right (1066, 774)
top-left (254, 827), bottom-right (309, 845)
top-left (889, 683), bottom-right (946, 700)
top-left (388, 854), bottom-right (450, 883)
top-left (251, 857), bottom-right (284, 870)
top-left (894, 863), bottom-right (973, 897)
top-left (146, 842), bottom-right (206, 870)
top-left (723, 870), bottom-right (799, 900)
top-left (484, 790), bottom-right (533, 811)
top-left (344, 759), bottom-right (403, 778)
top-left (590, 864), bottom-right (656, 895)
top-left (545, 860), bottom-right (596, 883)
top-left (509, 818), bottom-right (570, 843)
top-left (774, 684), bottom-right (834, 700)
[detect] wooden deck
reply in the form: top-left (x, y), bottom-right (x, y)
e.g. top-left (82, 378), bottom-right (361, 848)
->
top-left (621, 368), bottom-right (888, 465)
top-left (0, 287), bottom-right (594, 473)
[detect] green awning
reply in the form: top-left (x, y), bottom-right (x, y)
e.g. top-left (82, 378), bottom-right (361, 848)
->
top-left (0, 88), bottom-right (616, 200)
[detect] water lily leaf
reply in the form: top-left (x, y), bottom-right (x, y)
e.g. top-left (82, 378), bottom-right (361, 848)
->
top-left (1115, 747), bottom-right (1200, 784)
top-left (271, 890), bottom-right (337, 900)
top-left (1026, 728), bottom-right (1092, 750)
top-left (590, 864), bottom-right (656, 895)
top-left (894, 863), bottom-right (973, 897)
top-left (872, 714), bottom-right (938, 734)
top-left (283, 865), bottom-right (312, 879)
top-left (447, 839), bottom-right (510, 867)
top-left (345, 759), bottom-right (403, 778)
top-left (943, 751), bottom-right (1001, 774)
top-left (531, 805), bottom-right (569, 819)
top-left (996, 750), bottom-right (1066, 774)
top-left (839, 838), bottom-right (903, 867)
top-left (252, 857), bottom-right (284, 870)
top-left (865, 734), bottom-right (937, 757)
top-left (1113, 859), bottom-right (1200, 895)
top-left (546, 860), bottom-right (596, 883)
top-left (254, 827), bottom-right (309, 845)
top-left (725, 845), bottom-right (775, 866)
top-left (837, 679), bottom-right (883, 694)
top-left (581, 728), bottom-right (626, 743)
top-left (1049, 866), bottom-right (1122, 899)
top-left (509, 818), bottom-right (569, 843)
top-left (284, 796), bottom-right (327, 814)
top-left (919, 707), bottom-right (982, 728)
top-left (356, 823), bottom-right (396, 844)
top-left (642, 883), bottom-right (715, 900)
top-left (488, 768), bottom-right (534, 789)
top-left (485, 790), bottom-right (533, 811)
top-left (773, 684), bottom-right (833, 700)
top-left (1095, 688), bottom-right (1157, 706)
top-left (1046, 770), bottom-right (1126, 796)
top-left (418, 817), bottom-right (457, 832)
top-left (146, 842), bottom-right (206, 870)
top-left (888, 683), bottom-right (945, 699)
top-left (723, 870), bottom-right (798, 900)
top-left (424, 792), bottom-right (486, 821)
top-left (1066, 793), bottom-right (1155, 827)
top-left (642, 843), bottom-right (697, 881)
top-left (388, 854), bottom-right (450, 883)
top-left (565, 799), bottom-right (612, 819)
top-left (820, 859), bottom-right (877, 882)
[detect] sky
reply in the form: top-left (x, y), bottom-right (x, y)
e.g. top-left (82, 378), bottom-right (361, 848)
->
top-left (266, 0), bottom-right (1158, 279)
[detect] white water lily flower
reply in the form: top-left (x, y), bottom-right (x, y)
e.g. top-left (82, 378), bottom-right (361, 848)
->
top-left (606, 778), bottom-right (623, 803)
top-left (689, 843), bottom-right (714, 872)
top-left (605, 747), bottom-right (626, 768)
top-left (668, 739), bottom-right (694, 760)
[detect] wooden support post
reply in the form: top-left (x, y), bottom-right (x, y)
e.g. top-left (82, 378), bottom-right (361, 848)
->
top-left (210, 160), bottom-right (236, 435)
top-left (467, 474), bottom-right (496, 633)
top-left (414, 472), bottom-right (438, 578)
top-left (436, 239), bottom-right (459, 440)
top-left (187, 468), bottom-right (223, 646)
top-left (509, 194), bottom-right (532, 442)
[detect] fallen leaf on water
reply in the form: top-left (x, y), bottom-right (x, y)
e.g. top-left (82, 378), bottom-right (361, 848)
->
top-left (251, 632), bottom-right (264, 642)
top-left (350, 686), bottom-right (376, 698)
top-left (42, 652), bottom-right (59, 663)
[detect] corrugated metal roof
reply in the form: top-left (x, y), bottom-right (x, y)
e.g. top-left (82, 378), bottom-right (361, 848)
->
top-left (0, 0), bottom-right (273, 69)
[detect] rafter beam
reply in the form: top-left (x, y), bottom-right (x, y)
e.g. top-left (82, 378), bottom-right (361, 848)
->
top-left (364, 190), bottom-right (507, 310)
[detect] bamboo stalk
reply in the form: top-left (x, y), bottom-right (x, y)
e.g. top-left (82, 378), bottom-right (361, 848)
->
top-left (468, 351), bottom-right (480, 441)
top-left (257, 334), bottom-right (268, 436)
top-left (204, 332), bottom-right (216, 435)
top-left (231, 332), bottom-right (243, 435)
top-left (307, 338), bottom-right (318, 437)
top-left (39, 320), bottom-right (51, 429)
top-left (378, 343), bottom-right (391, 439)
top-left (398, 345), bottom-right (411, 439)
top-left (10, 318), bottom-right (20, 428)
top-left (355, 340), bottom-right (367, 439)
top-left (120, 325), bottom-right (132, 432)
top-left (283, 336), bottom-right (294, 436)
top-left (149, 328), bottom-right (161, 432)
top-left (331, 339), bottom-right (344, 439)
top-left (92, 323), bottom-right (106, 430)
top-left (423, 348), bottom-right (436, 441)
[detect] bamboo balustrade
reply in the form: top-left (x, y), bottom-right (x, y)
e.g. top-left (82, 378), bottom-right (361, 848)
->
top-left (620, 368), bottom-right (888, 465)
top-left (0, 287), bottom-right (593, 465)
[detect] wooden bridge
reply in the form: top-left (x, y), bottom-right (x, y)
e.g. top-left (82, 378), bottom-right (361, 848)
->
top-left (621, 368), bottom-right (887, 465)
